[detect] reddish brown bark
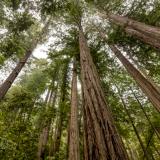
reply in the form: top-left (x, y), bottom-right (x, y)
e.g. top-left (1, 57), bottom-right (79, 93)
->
top-left (0, 20), bottom-right (50, 100)
top-left (81, 84), bottom-right (91, 160)
top-left (124, 47), bottom-right (160, 92)
top-left (83, 103), bottom-right (100, 160)
top-left (79, 25), bottom-right (128, 160)
top-left (68, 60), bottom-right (80, 160)
top-left (125, 27), bottom-right (160, 50)
top-left (107, 14), bottom-right (160, 50)
top-left (109, 45), bottom-right (160, 113)
top-left (0, 49), bottom-right (34, 100)
top-left (109, 14), bottom-right (160, 41)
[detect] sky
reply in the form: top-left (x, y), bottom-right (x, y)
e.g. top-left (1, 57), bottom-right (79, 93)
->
top-left (33, 44), bottom-right (48, 58)
top-left (33, 35), bottom-right (59, 58)
top-left (0, 44), bottom-right (49, 84)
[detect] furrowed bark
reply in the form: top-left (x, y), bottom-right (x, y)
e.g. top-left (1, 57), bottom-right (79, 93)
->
top-left (79, 24), bottom-right (128, 160)
top-left (103, 14), bottom-right (160, 50)
top-left (83, 109), bottom-right (89, 160)
top-left (84, 103), bottom-right (99, 160)
top-left (81, 80), bottom-right (94, 160)
top-left (125, 27), bottom-right (160, 50)
top-left (68, 60), bottom-right (80, 160)
top-left (108, 14), bottom-right (160, 41)
top-left (109, 45), bottom-right (160, 113)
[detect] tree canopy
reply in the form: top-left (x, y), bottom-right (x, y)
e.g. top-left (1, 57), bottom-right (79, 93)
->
top-left (0, 0), bottom-right (160, 160)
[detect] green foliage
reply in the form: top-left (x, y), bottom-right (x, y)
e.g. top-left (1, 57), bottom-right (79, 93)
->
top-left (64, 0), bottom-right (83, 25)
top-left (0, 54), bottom-right (5, 65)
top-left (40, 0), bottom-right (68, 16)
top-left (86, 0), bottom-right (125, 14)
top-left (0, 0), bottom-right (160, 159)
top-left (8, 12), bottom-right (35, 34)
top-left (20, 69), bottom-right (49, 98)
top-left (0, 86), bottom-right (38, 160)
top-left (0, 34), bottom-right (27, 62)
top-left (2, 0), bottom-right (21, 10)
top-left (3, 86), bottom-right (34, 110)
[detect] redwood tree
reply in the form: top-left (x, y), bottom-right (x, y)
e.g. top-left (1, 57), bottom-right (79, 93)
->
top-left (108, 14), bottom-right (160, 42)
top-left (78, 20), bottom-right (128, 159)
top-left (68, 59), bottom-right (80, 160)
top-left (0, 20), bottom-right (50, 100)
top-left (106, 14), bottom-right (160, 50)
top-left (109, 45), bottom-right (160, 113)
top-left (51, 60), bottom-right (70, 157)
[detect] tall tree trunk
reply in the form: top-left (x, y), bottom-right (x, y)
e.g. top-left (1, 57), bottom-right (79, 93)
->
top-left (108, 14), bottom-right (160, 41)
top-left (83, 102), bottom-right (99, 160)
top-left (79, 24), bottom-right (128, 160)
top-left (130, 87), bottom-right (160, 140)
top-left (125, 27), bottom-right (160, 50)
top-left (37, 126), bottom-right (50, 160)
top-left (37, 82), bottom-right (58, 160)
top-left (37, 89), bottom-right (51, 160)
top-left (52, 116), bottom-right (63, 156)
top-left (48, 84), bottom-right (59, 157)
top-left (109, 45), bottom-right (160, 112)
top-left (66, 113), bottom-right (70, 160)
top-left (0, 49), bottom-right (35, 100)
top-left (51, 61), bottom-right (69, 157)
top-left (83, 105), bottom-right (89, 160)
top-left (115, 85), bottom-right (151, 160)
top-left (0, 20), bottom-right (50, 100)
top-left (123, 47), bottom-right (160, 92)
top-left (81, 81), bottom-right (96, 160)
top-left (68, 59), bottom-right (80, 160)
top-left (106, 14), bottom-right (160, 50)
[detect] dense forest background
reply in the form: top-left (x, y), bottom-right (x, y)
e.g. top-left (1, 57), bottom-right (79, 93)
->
top-left (0, 0), bottom-right (160, 160)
